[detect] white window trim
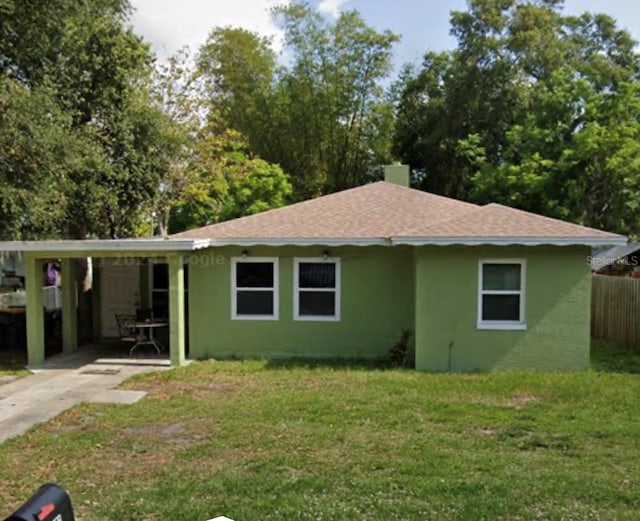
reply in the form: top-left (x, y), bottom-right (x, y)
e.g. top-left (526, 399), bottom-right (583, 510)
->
top-left (231, 257), bottom-right (279, 321)
top-left (477, 259), bottom-right (527, 330)
top-left (294, 257), bottom-right (341, 322)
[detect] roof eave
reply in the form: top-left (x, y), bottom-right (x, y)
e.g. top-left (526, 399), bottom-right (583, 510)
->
top-left (0, 238), bottom-right (211, 253)
top-left (206, 237), bottom-right (390, 247)
top-left (392, 236), bottom-right (628, 247)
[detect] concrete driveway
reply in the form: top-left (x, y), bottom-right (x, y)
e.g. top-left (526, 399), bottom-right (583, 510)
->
top-left (0, 347), bottom-right (170, 443)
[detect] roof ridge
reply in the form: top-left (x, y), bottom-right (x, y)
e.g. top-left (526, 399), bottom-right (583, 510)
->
top-left (378, 181), bottom-right (480, 206)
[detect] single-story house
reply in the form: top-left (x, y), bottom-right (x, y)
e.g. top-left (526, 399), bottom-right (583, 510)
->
top-left (0, 165), bottom-right (627, 371)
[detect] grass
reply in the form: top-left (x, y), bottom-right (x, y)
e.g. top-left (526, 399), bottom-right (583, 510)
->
top-left (590, 338), bottom-right (640, 374)
top-left (0, 367), bottom-right (29, 379)
top-left (0, 343), bottom-right (639, 520)
top-left (0, 369), bottom-right (25, 379)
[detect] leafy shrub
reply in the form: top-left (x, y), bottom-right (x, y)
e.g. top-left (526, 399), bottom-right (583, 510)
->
top-left (387, 329), bottom-right (414, 368)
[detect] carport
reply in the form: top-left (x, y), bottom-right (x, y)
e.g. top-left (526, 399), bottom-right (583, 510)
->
top-left (0, 239), bottom-right (210, 366)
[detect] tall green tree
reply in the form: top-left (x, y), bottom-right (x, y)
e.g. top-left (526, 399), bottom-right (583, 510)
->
top-left (198, 3), bottom-right (399, 198)
top-left (149, 48), bottom-right (291, 234)
top-left (393, 0), bottom-right (640, 234)
top-left (464, 69), bottom-right (640, 236)
top-left (0, 0), bottom-right (167, 239)
top-left (198, 28), bottom-right (277, 157)
top-left (148, 48), bottom-right (204, 236)
top-left (0, 78), bottom-right (70, 240)
top-left (168, 115), bottom-right (292, 234)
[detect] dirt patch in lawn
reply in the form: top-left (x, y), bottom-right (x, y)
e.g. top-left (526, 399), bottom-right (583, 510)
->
top-left (501, 394), bottom-right (539, 408)
top-left (143, 381), bottom-right (239, 402)
top-left (448, 393), bottom-right (540, 409)
top-left (117, 421), bottom-right (213, 449)
top-left (477, 427), bottom-right (496, 437)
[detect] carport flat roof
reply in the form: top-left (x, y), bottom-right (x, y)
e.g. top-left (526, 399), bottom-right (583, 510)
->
top-left (0, 238), bottom-right (211, 254)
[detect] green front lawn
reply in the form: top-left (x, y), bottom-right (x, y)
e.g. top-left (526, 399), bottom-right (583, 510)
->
top-left (0, 343), bottom-right (639, 520)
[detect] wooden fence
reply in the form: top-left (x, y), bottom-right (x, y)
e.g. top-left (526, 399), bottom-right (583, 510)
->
top-left (591, 275), bottom-right (640, 349)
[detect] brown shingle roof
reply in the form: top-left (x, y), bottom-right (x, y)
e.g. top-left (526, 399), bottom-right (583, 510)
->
top-left (397, 203), bottom-right (622, 240)
top-left (172, 182), bottom-right (626, 246)
top-left (173, 182), bottom-right (478, 240)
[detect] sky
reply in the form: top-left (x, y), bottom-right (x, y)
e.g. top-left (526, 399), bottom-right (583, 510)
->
top-left (130, 0), bottom-right (640, 71)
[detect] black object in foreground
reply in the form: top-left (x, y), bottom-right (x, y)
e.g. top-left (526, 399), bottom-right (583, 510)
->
top-left (3, 484), bottom-right (74, 521)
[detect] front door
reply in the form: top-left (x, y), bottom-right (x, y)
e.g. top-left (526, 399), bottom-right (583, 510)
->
top-left (100, 259), bottom-right (140, 337)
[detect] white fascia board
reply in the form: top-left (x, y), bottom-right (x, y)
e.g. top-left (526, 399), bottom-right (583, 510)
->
top-left (0, 238), bottom-right (211, 253)
top-left (208, 237), bottom-right (390, 247)
top-left (392, 236), bottom-right (628, 247)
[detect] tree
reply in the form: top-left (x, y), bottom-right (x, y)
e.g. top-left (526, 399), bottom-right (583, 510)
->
top-left (198, 27), bottom-right (277, 157)
top-left (149, 48), bottom-right (204, 236)
top-left (148, 47), bottom-right (291, 235)
top-left (197, 3), bottom-right (399, 198)
top-left (0, 78), bottom-right (70, 240)
top-left (168, 117), bottom-right (292, 234)
top-left (465, 69), bottom-right (640, 236)
top-left (0, 0), bottom-right (168, 239)
top-left (218, 157), bottom-right (292, 221)
top-left (393, 0), bottom-right (640, 230)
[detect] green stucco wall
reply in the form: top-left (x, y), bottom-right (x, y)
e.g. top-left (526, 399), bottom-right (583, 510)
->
top-left (187, 244), bottom-right (592, 371)
top-left (414, 245), bottom-right (592, 372)
top-left (187, 246), bottom-right (414, 360)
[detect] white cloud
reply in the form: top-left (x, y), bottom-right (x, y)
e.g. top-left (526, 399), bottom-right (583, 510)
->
top-left (130, 0), bottom-right (289, 60)
top-left (317, 0), bottom-right (349, 18)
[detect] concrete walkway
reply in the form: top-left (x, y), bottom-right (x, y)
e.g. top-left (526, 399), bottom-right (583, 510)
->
top-left (0, 347), bottom-right (170, 444)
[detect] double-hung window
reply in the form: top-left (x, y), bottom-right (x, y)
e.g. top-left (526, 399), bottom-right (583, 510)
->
top-left (477, 259), bottom-right (526, 330)
top-left (294, 258), bottom-right (340, 321)
top-left (231, 258), bottom-right (278, 320)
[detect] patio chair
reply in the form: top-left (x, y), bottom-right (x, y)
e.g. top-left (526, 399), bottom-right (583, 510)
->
top-left (115, 314), bottom-right (146, 354)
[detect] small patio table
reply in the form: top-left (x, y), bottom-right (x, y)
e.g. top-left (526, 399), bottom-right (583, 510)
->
top-left (131, 321), bottom-right (167, 355)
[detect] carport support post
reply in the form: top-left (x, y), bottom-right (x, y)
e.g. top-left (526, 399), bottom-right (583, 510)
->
top-left (168, 254), bottom-right (186, 366)
top-left (25, 254), bottom-right (45, 366)
top-left (61, 258), bottom-right (78, 354)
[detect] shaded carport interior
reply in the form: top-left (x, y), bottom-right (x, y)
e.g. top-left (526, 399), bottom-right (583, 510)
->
top-left (0, 238), bottom-right (211, 366)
